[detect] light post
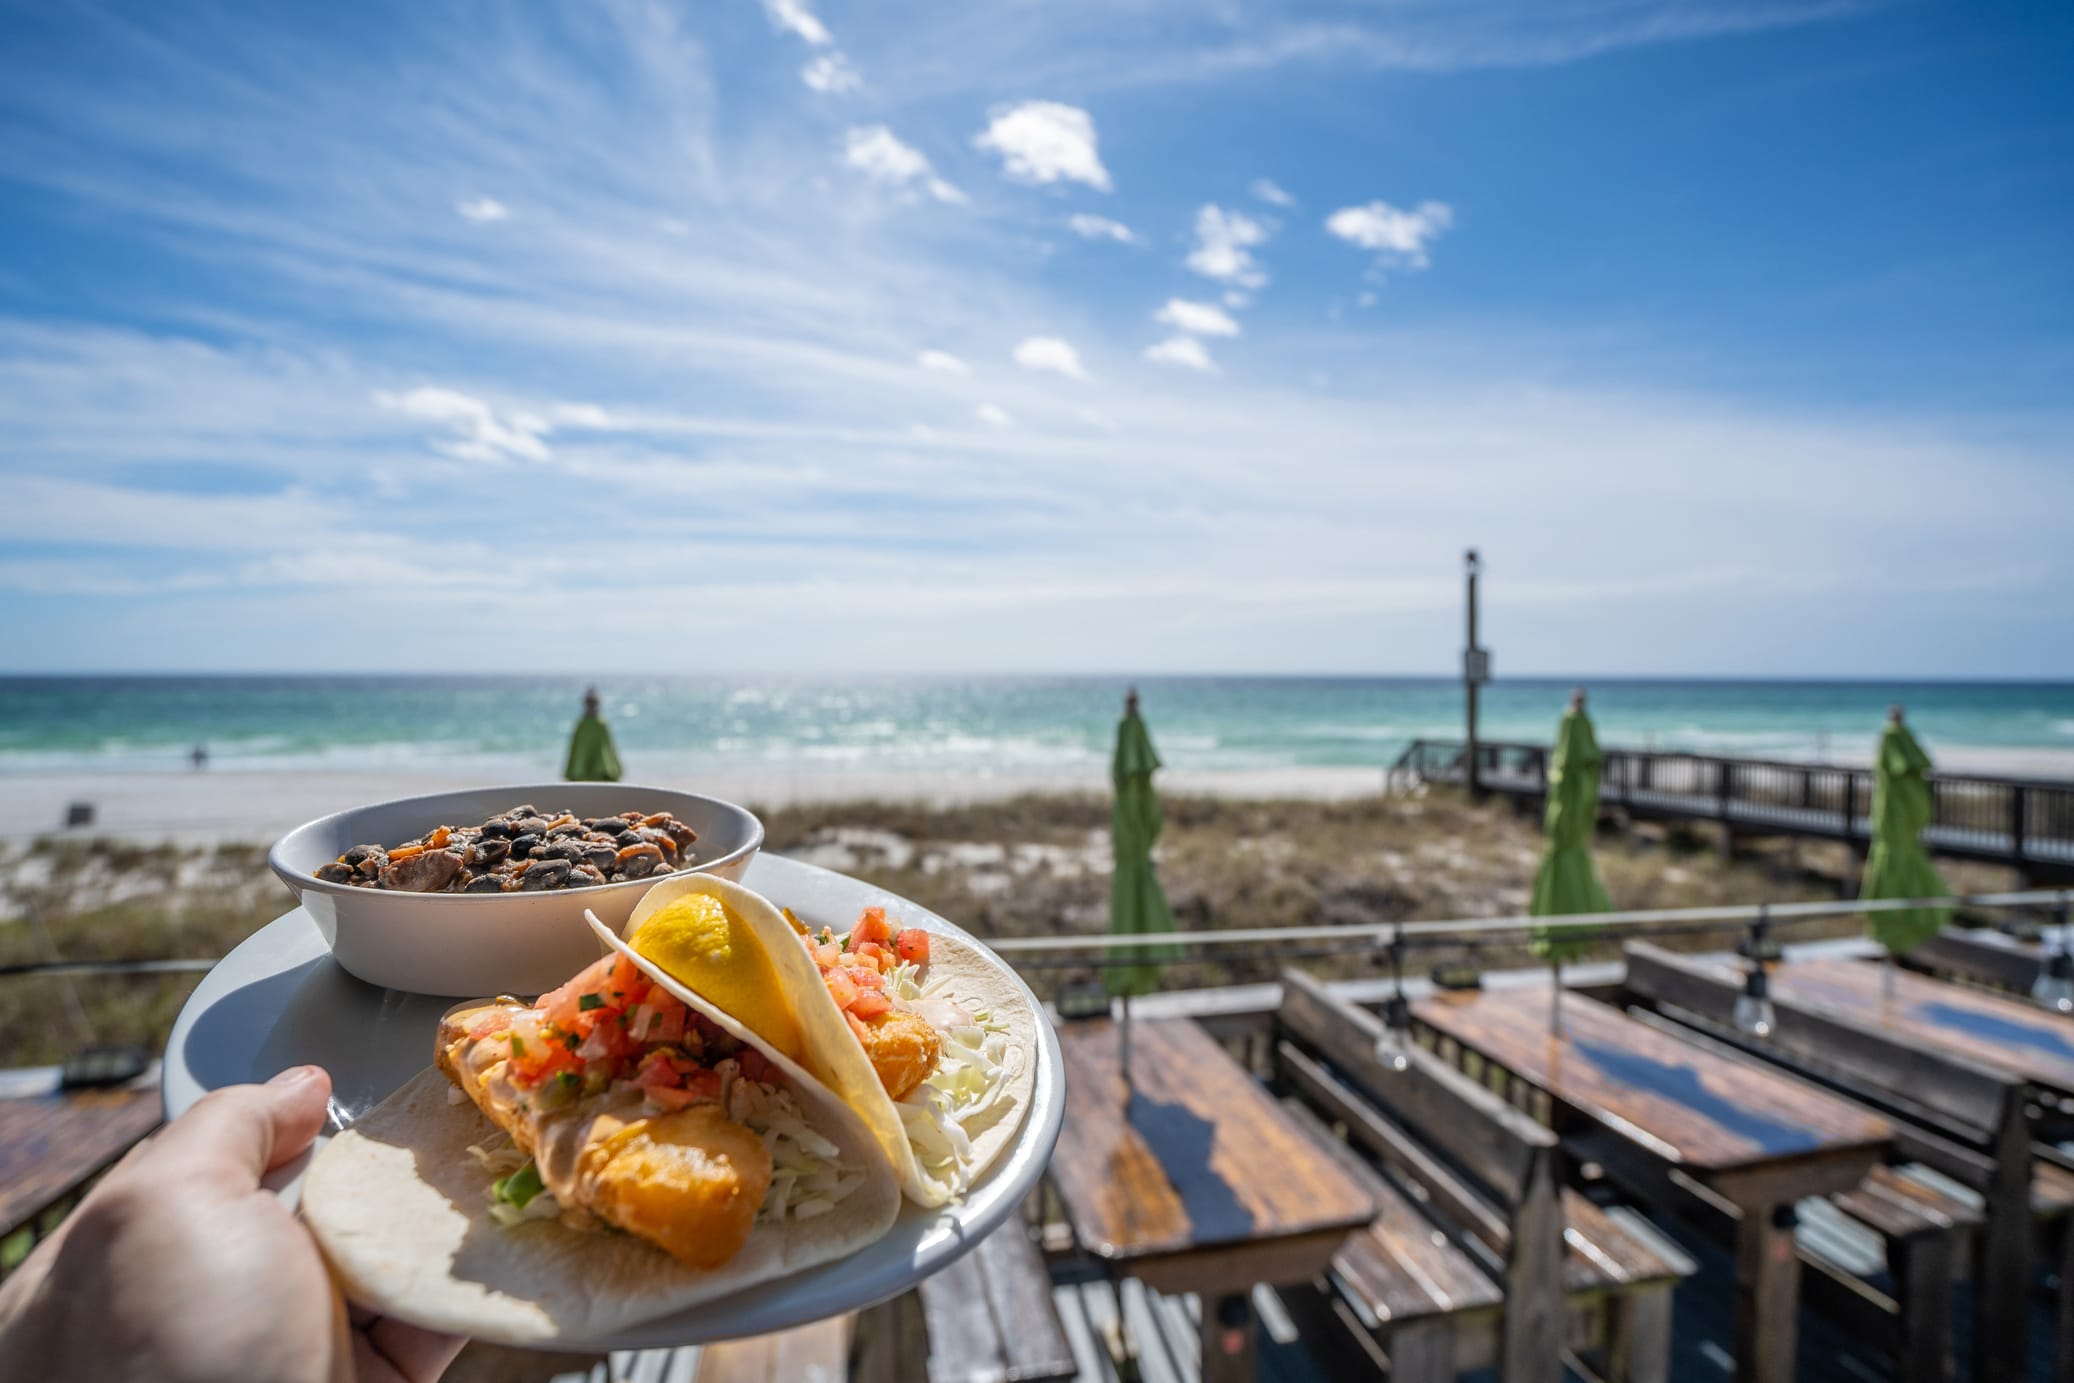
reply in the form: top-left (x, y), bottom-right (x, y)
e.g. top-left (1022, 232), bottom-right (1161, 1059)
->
top-left (1464, 549), bottom-right (1489, 798)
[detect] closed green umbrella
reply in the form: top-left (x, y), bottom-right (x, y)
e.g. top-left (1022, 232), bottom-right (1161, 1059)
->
top-left (564, 687), bottom-right (624, 783)
top-left (1108, 689), bottom-right (1181, 1084)
top-left (1529, 691), bottom-right (1612, 1035)
top-left (1859, 708), bottom-right (1951, 989)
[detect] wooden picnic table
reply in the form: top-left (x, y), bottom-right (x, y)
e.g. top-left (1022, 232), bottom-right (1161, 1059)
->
top-left (0, 1065), bottom-right (162, 1250)
top-left (1048, 1018), bottom-right (1375, 1383)
top-left (1766, 955), bottom-right (2074, 1101)
top-left (1412, 987), bottom-right (1892, 1383)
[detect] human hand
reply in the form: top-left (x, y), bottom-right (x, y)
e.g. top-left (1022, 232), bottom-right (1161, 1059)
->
top-left (0, 1065), bottom-right (465, 1383)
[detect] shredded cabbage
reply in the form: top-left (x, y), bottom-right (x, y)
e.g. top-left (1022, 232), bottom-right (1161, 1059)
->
top-left (883, 961), bottom-right (1021, 1201)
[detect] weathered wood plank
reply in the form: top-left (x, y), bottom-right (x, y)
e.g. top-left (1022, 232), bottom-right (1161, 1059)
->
top-left (0, 1076), bottom-right (161, 1238)
top-left (918, 1222), bottom-right (1076, 1383)
top-left (1413, 985), bottom-right (1891, 1173)
top-left (1049, 1018), bottom-right (1373, 1265)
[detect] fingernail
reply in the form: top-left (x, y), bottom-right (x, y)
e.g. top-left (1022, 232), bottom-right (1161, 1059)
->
top-left (268, 1064), bottom-right (321, 1088)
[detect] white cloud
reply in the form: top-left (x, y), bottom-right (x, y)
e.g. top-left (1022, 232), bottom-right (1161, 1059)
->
top-left (1251, 178), bottom-right (1295, 207)
top-left (972, 101), bottom-right (1111, 191)
top-left (1068, 213), bottom-right (1136, 244)
top-left (917, 349), bottom-right (969, 375)
top-left (455, 197), bottom-right (509, 224)
top-left (1185, 204), bottom-right (1269, 288)
top-left (1155, 298), bottom-right (1241, 337)
top-left (842, 126), bottom-right (966, 204)
top-left (801, 53), bottom-right (860, 93)
top-left (975, 403), bottom-right (1013, 428)
top-left (1223, 290), bottom-right (1251, 309)
top-left (550, 402), bottom-right (613, 428)
top-left (1325, 199), bottom-right (1455, 270)
top-left (1144, 337), bottom-right (1217, 372)
top-left (1012, 336), bottom-right (1089, 381)
top-left (759, 0), bottom-right (831, 46)
top-left (375, 387), bottom-right (554, 462)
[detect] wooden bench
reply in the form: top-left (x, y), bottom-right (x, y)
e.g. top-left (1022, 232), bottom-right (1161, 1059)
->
top-left (1904, 927), bottom-right (2044, 998)
top-left (855, 1218), bottom-right (1075, 1383)
top-left (1623, 941), bottom-right (2037, 1383)
top-left (1272, 969), bottom-right (1691, 1383)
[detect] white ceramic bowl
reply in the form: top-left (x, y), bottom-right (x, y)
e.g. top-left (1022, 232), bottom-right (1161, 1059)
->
top-left (268, 784), bottom-right (762, 996)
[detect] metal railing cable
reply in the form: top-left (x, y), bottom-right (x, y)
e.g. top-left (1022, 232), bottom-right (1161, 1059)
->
top-left (982, 887), bottom-right (2072, 955)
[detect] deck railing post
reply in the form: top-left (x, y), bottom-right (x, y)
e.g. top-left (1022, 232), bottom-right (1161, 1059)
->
top-left (1842, 772), bottom-right (1858, 839)
top-left (2011, 785), bottom-right (2027, 870)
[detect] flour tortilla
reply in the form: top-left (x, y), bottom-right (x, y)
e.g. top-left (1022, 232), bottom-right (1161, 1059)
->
top-left (302, 1017), bottom-right (901, 1344)
top-left (597, 872), bottom-right (1037, 1207)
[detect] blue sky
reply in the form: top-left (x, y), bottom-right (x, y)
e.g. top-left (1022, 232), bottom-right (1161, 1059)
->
top-left (1, 0), bottom-right (2070, 676)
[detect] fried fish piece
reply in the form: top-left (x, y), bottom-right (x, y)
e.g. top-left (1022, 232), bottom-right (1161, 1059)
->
top-left (854, 1008), bottom-right (941, 1102)
top-left (439, 1002), bottom-right (774, 1271)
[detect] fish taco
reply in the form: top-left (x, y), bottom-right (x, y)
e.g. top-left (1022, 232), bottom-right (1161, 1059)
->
top-left (301, 945), bottom-right (901, 1344)
top-left (589, 873), bottom-right (1035, 1208)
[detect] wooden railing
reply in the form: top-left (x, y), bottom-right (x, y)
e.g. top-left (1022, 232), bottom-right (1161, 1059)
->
top-left (1392, 738), bottom-right (2074, 875)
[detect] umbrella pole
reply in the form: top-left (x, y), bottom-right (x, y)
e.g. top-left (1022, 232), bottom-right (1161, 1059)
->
top-left (1883, 952), bottom-right (1897, 1002)
top-left (1119, 991), bottom-right (1132, 1092)
top-left (1551, 959), bottom-right (1564, 1038)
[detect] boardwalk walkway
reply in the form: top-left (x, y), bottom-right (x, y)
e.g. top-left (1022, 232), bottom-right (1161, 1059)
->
top-left (1394, 739), bottom-right (2074, 881)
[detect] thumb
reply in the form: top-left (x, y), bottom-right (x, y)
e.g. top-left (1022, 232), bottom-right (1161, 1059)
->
top-left (147, 1065), bottom-right (332, 1189)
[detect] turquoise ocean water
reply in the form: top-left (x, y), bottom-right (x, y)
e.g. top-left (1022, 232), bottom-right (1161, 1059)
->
top-left (3, 677), bottom-right (2073, 782)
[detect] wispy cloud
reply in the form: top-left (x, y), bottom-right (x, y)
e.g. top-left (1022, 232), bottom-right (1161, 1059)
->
top-left (917, 350), bottom-right (971, 375)
top-left (843, 126), bottom-right (965, 204)
top-left (1155, 298), bottom-right (1241, 337)
top-left (801, 53), bottom-right (861, 93)
top-left (1326, 200), bottom-right (1455, 272)
top-left (1068, 213), bottom-right (1136, 244)
top-left (1250, 178), bottom-right (1295, 207)
top-left (1012, 336), bottom-right (1090, 380)
top-left (1145, 336), bottom-right (1218, 372)
top-left (973, 101), bottom-right (1112, 191)
top-left (455, 196), bottom-right (510, 224)
top-left (759, 0), bottom-right (831, 47)
top-left (1185, 205), bottom-right (1271, 289)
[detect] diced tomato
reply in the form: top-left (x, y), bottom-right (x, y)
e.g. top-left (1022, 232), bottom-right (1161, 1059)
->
top-left (636, 1051), bottom-right (683, 1089)
top-left (851, 908), bottom-right (892, 947)
top-left (825, 968), bottom-right (860, 1011)
top-left (682, 1068), bottom-right (724, 1102)
top-left (894, 929), bottom-right (931, 964)
top-left (738, 1048), bottom-right (772, 1084)
top-left (602, 952), bottom-right (647, 1008)
top-left (845, 1010), bottom-right (871, 1043)
top-left (853, 941), bottom-right (890, 972)
top-left (849, 989), bottom-right (893, 1020)
top-left (813, 942), bottom-right (842, 970)
top-left (512, 1039), bottom-right (580, 1087)
top-left (468, 1009), bottom-right (514, 1040)
top-left (646, 994), bottom-right (688, 1046)
top-left (538, 955), bottom-right (618, 1031)
top-left (645, 1084), bottom-right (701, 1110)
top-left (849, 965), bottom-right (884, 990)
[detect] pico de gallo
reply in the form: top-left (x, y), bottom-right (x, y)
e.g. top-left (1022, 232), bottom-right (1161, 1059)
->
top-left (464, 950), bottom-right (775, 1114)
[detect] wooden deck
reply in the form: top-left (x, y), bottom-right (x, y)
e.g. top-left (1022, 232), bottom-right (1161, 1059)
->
top-left (1393, 738), bottom-right (2074, 880)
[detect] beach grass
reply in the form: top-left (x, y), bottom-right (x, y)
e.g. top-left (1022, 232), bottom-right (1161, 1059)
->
top-left (2, 787), bottom-right (1995, 1064)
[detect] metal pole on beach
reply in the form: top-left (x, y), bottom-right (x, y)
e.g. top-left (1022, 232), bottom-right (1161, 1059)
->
top-left (1465, 549), bottom-right (1483, 799)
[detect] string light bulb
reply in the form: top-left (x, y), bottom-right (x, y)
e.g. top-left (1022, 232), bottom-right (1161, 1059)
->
top-left (1734, 905), bottom-right (1777, 1039)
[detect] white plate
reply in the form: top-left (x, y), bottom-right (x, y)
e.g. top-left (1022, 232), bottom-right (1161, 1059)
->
top-left (163, 853), bottom-right (1065, 1352)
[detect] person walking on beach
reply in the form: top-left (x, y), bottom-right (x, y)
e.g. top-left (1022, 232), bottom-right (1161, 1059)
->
top-left (564, 687), bottom-right (623, 782)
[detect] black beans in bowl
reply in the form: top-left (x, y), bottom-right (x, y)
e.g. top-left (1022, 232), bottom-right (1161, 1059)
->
top-left (314, 807), bottom-right (699, 894)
